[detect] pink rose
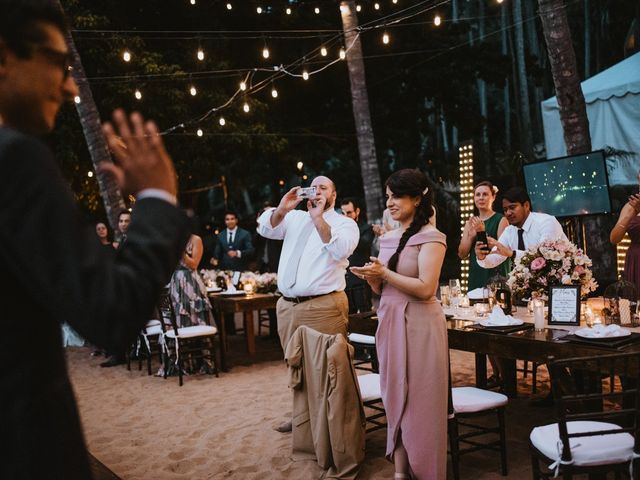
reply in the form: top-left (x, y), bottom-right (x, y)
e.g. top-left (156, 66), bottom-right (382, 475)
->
top-left (574, 265), bottom-right (585, 275)
top-left (530, 257), bottom-right (546, 271)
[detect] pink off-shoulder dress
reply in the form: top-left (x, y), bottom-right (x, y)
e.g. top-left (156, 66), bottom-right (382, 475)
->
top-left (376, 227), bottom-right (448, 479)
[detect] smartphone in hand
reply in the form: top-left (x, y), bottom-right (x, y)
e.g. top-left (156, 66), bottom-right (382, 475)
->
top-left (475, 231), bottom-right (491, 253)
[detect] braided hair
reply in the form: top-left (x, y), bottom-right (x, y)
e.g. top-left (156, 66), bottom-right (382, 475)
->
top-left (386, 169), bottom-right (434, 272)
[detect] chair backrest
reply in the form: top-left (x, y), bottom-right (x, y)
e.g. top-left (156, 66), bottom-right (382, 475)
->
top-left (548, 352), bottom-right (640, 464)
top-left (156, 288), bottom-right (178, 334)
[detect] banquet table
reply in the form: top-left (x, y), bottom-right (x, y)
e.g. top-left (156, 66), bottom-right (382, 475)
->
top-left (348, 308), bottom-right (640, 397)
top-left (208, 292), bottom-right (279, 371)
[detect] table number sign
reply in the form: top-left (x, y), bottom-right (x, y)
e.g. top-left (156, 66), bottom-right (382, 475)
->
top-left (548, 285), bottom-right (581, 326)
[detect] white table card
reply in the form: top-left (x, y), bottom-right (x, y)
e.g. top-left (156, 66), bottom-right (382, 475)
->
top-left (548, 285), bottom-right (581, 326)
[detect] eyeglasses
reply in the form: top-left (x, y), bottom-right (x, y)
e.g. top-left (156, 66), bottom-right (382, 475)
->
top-left (30, 44), bottom-right (73, 80)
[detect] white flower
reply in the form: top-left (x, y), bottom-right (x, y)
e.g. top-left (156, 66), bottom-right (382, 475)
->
top-left (561, 274), bottom-right (572, 285)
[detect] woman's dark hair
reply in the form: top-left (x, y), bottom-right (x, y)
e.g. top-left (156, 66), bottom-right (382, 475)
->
top-left (502, 186), bottom-right (531, 205)
top-left (0, 0), bottom-right (68, 58)
top-left (385, 169), bottom-right (434, 272)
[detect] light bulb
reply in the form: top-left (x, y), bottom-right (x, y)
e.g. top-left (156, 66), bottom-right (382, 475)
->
top-left (226, 2), bottom-right (232, 9)
top-left (392, 0), bottom-right (398, 3)
top-left (356, 4), bottom-right (362, 12)
top-left (302, 70), bottom-right (309, 80)
top-left (134, 89), bottom-right (142, 100)
top-left (374, 3), bottom-right (380, 10)
top-left (339, 48), bottom-right (346, 60)
top-left (243, 102), bottom-right (250, 113)
top-left (197, 48), bottom-right (204, 61)
top-left (314, 7), bottom-right (320, 14)
top-left (296, 161), bottom-right (304, 170)
top-left (382, 32), bottom-right (390, 44)
top-left (262, 47), bottom-right (270, 59)
top-left (320, 46), bottom-right (328, 57)
top-left (74, 96), bottom-right (81, 104)
top-left (219, 117), bottom-right (226, 126)
top-left (197, 128), bottom-right (203, 137)
top-left (271, 87), bottom-right (278, 98)
top-left (189, 86), bottom-right (197, 96)
top-left (434, 14), bottom-right (442, 26)
top-left (123, 50), bottom-right (131, 62)
top-left (256, 6), bottom-right (262, 14)
top-left (87, 171), bottom-right (94, 178)
top-left (497, 0), bottom-right (504, 3)
top-left (239, 81), bottom-right (247, 91)
top-left (286, 7), bottom-right (291, 14)
top-left (190, 0), bottom-right (196, 4)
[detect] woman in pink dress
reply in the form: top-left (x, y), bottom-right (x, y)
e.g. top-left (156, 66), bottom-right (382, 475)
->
top-left (351, 169), bottom-right (448, 479)
top-left (611, 192), bottom-right (640, 292)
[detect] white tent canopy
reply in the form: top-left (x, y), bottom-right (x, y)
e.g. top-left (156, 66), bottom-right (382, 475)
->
top-left (542, 52), bottom-right (640, 184)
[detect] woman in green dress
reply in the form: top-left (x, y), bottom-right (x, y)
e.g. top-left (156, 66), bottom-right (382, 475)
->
top-left (458, 181), bottom-right (510, 289)
top-left (458, 181), bottom-right (510, 387)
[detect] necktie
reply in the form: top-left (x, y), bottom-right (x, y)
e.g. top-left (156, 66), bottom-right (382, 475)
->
top-left (281, 219), bottom-right (315, 289)
top-left (517, 228), bottom-right (525, 251)
top-left (228, 232), bottom-right (233, 246)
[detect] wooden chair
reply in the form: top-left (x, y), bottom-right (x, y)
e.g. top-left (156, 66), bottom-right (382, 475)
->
top-left (356, 373), bottom-right (386, 433)
top-left (348, 333), bottom-right (379, 373)
top-left (448, 366), bottom-right (509, 480)
top-left (161, 293), bottom-right (219, 387)
top-left (127, 319), bottom-right (165, 375)
top-left (529, 352), bottom-right (640, 479)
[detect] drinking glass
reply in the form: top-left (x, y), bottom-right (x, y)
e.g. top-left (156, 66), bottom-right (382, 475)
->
top-left (449, 279), bottom-right (461, 311)
top-left (440, 285), bottom-right (450, 307)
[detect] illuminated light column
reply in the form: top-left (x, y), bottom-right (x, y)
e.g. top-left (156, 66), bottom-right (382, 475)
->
top-left (458, 142), bottom-right (475, 291)
top-left (617, 236), bottom-right (630, 276)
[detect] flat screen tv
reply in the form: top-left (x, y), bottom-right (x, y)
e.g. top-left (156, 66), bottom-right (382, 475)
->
top-left (523, 150), bottom-right (611, 217)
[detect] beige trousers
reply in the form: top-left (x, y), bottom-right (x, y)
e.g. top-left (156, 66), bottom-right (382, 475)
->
top-left (276, 291), bottom-right (349, 352)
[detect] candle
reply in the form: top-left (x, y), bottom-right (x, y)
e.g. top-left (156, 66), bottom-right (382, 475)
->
top-left (459, 295), bottom-right (470, 308)
top-left (243, 282), bottom-right (255, 295)
top-left (533, 298), bottom-right (545, 331)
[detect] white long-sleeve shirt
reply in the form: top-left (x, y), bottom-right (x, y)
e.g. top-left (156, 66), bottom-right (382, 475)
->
top-left (257, 208), bottom-right (359, 297)
top-left (477, 211), bottom-right (567, 269)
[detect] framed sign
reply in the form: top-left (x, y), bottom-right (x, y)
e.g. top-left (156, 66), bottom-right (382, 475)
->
top-left (548, 285), bottom-right (581, 326)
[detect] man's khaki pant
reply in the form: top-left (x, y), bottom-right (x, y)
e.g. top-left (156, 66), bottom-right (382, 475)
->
top-left (276, 291), bottom-right (349, 352)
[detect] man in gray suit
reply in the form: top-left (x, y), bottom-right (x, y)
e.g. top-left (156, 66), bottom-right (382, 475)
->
top-left (213, 211), bottom-right (254, 271)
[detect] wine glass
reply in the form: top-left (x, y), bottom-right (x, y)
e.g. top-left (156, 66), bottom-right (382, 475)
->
top-left (449, 279), bottom-right (461, 311)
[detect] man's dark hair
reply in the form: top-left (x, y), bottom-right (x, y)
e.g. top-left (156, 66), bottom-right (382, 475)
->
top-left (502, 186), bottom-right (531, 205)
top-left (340, 197), bottom-right (361, 211)
top-left (0, 1), bottom-right (68, 58)
top-left (224, 211), bottom-right (238, 219)
top-left (117, 209), bottom-right (131, 220)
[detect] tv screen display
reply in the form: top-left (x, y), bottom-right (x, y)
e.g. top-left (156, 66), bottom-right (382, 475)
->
top-left (523, 151), bottom-right (611, 217)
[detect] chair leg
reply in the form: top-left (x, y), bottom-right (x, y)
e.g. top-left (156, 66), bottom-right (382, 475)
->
top-left (523, 360), bottom-right (529, 378)
top-left (532, 362), bottom-right (538, 394)
top-left (497, 407), bottom-right (508, 476)
top-left (178, 345), bottom-right (184, 387)
top-left (448, 417), bottom-right (460, 480)
top-left (530, 451), bottom-right (541, 480)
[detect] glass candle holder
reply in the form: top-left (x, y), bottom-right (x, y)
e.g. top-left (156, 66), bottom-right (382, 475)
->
top-left (533, 298), bottom-right (545, 332)
top-left (243, 282), bottom-right (255, 295)
top-left (474, 302), bottom-right (490, 317)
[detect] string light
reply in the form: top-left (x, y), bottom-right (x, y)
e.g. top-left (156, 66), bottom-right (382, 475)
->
top-left (189, 85), bottom-right (197, 96)
top-left (226, 2), bottom-right (232, 9)
top-left (197, 48), bottom-right (204, 61)
top-left (271, 85), bottom-right (278, 98)
top-left (262, 46), bottom-right (270, 59)
top-left (239, 80), bottom-right (247, 91)
top-left (189, 0), bottom-right (195, 5)
top-left (243, 102), bottom-right (250, 113)
top-left (314, 7), bottom-right (320, 14)
top-left (196, 128), bottom-right (203, 137)
top-left (122, 50), bottom-right (131, 62)
top-left (434, 14), bottom-right (442, 26)
top-left (356, 4), bottom-right (362, 12)
top-left (497, 0), bottom-right (504, 3)
top-left (219, 116), bottom-right (226, 126)
top-left (392, 0), bottom-right (398, 3)
top-left (302, 174), bottom-right (308, 181)
top-left (339, 47), bottom-right (346, 60)
top-left (87, 171), bottom-right (94, 178)
top-left (320, 46), bottom-right (328, 57)
top-left (302, 69), bottom-right (309, 80)
top-left (286, 7), bottom-right (291, 14)
top-left (74, 96), bottom-right (81, 104)
top-left (134, 89), bottom-right (142, 100)
top-left (382, 32), bottom-right (390, 44)
top-left (374, 3), bottom-right (380, 10)
top-left (458, 142), bottom-right (475, 291)
top-left (256, 6), bottom-right (262, 14)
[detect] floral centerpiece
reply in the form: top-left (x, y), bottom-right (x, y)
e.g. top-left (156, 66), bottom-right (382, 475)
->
top-left (200, 269), bottom-right (278, 294)
top-left (507, 238), bottom-right (598, 300)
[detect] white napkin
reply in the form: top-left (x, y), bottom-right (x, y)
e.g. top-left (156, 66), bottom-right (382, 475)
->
top-left (483, 306), bottom-right (519, 326)
top-left (578, 324), bottom-right (627, 338)
top-left (226, 283), bottom-right (237, 293)
top-left (467, 288), bottom-right (488, 300)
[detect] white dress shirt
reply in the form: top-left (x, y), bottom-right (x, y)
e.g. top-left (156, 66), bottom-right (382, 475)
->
top-left (257, 207), bottom-right (359, 297)
top-left (477, 211), bottom-right (568, 269)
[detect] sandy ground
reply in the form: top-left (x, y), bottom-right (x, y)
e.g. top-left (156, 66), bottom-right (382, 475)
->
top-left (68, 336), bottom-right (557, 480)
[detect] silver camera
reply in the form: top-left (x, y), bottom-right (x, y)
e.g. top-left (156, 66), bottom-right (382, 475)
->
top-left (297, 186), bottom-right (317, 200)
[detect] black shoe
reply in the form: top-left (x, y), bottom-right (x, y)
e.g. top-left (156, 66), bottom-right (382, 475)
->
top-left (274, 421), bottom-right (292, 433)
top-left (530, 393), bottom-right (554, 407)
top-left (100, 356), bottom-right (125, 368)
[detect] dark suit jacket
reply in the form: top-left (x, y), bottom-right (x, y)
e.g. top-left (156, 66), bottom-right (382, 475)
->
top-left (214, 227), bottom-right (254, 271)
top-left (0, 128), bottom-right (190, 479)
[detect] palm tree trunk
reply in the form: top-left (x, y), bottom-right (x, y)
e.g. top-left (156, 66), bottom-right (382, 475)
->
top-left (477, 0), bottom-right (489, 151)
top-left (538, 0), bottom-right (592, 155)
top-left (513, 0), bottom-right (534, 158)
top-left (340, 1), bottom-right (383, 221)
top-left (63, 27), bottom-right (125, 228)
top-left (584, 0), bottom-right (591, 78)
top-left (501, 3), bottom-right (511, 147)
